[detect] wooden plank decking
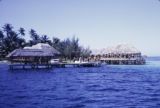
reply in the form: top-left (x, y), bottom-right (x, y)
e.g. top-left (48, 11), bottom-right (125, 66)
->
top-left (9, 62), bottom-right (101, 70)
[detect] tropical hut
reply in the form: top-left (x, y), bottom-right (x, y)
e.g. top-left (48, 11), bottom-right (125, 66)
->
top-left (91, 44), bottom-right (145, 65)
top-left (6, 43), bottom-right (60, 69)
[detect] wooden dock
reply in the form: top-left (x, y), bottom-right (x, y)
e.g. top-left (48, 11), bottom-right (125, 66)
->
top-left (9, 64), bottom-right (53, 70)
top-left (9, 62), bottom-right (101, 70)
top-left (52, 62), bottom-right (101, 68)
top-left (100, 58), bottom-right (145, 65)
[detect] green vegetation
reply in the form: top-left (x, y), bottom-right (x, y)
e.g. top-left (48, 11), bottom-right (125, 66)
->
top-left (0, 24), bottom-right (91, 60)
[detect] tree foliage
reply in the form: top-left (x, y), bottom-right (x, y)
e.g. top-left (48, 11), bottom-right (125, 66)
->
top-left (0, 23), bottom-right (91, 59)
top-left (0, 24), bottom-right (25, 58)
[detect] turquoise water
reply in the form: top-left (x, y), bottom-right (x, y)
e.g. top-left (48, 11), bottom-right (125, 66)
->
top-left (0, 59), bottom-right (160, 108)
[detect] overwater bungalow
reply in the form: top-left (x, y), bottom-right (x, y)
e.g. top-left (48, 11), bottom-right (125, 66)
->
top-left (91, 44), bottom-right (146, 65)
top-left (6, 43), bottom-right (60, 69)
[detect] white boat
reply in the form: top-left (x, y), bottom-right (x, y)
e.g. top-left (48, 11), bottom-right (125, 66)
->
top-left (50, 59), bottom-right (60, 64)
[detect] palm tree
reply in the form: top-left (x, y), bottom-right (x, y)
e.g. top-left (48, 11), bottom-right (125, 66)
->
top-left (52, 37), bottom-right (60, 48)
top-left (18, 27), bottom-right (25, 36)
top-left (29, 29), bottom-right (40, 45)
top-left (29, 29), bottom-right (36, 37)
top-left (1, 24), bottom-right (26, 56)
top-left (41, 35), bottom-right (49, 43)
top-left (52, 37), bottom-right (60, 45)
top-left (0, 30), bottom-right (4, 58)
top-left (0, 30), bottom-right (4, 40)
top-left (40, 35), bottom-right (52, 45)
top-left (3, 24), bottom-right (13, 37)
top-left (2, 24), bottom-right (15, 54)
top-left (17, 28), bottom-right (26, 47)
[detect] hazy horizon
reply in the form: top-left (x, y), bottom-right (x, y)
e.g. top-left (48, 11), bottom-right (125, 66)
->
top-left (1, 0), bottom-right (160, 56)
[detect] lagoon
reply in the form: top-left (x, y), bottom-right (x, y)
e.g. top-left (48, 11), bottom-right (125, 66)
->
top-left (0, 58), bottom-right (160, 108)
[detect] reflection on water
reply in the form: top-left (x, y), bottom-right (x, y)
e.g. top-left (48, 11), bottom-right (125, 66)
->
top-left (0, 60), bottom-right (160, 108)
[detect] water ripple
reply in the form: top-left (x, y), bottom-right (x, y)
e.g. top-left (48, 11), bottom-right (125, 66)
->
top-left (0, 61), bottom-right (160, 107)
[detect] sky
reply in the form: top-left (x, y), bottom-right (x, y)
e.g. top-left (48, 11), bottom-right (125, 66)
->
top-left (0, 0), bottom-right (160, 56)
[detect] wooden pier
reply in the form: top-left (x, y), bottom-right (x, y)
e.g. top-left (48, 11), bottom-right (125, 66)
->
top-left (9, 62), bottom-right (101, 70)
top-left (9, 63), bottom-right (53, 70)
top-left (100, 58), bottom-right (145, 65)
top-left (52, 62), bottom-right (101, 68)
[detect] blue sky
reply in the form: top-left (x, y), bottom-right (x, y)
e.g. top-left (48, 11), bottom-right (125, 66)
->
top-left (0, 0), bottom-right (160, 56)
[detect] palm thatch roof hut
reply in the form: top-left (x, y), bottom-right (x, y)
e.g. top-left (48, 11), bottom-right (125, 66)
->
top-left (7, 43), bottom-right (60, 66)
top-left (91, 44), bottom-right (145, 65)
top-left (92, 44), bottom-right (141, 55)
top-left (7, 43), bottom-right (60, 57)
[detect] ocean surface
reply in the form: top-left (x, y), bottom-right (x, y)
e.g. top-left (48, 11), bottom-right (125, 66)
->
top-left (0, 58), bottom-right (160, 108)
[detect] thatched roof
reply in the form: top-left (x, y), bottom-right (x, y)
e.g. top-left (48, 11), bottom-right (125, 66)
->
top-left (92, 44), bottom-right (141, 55)
top-left (7, 43), bottom-right (60, 58)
